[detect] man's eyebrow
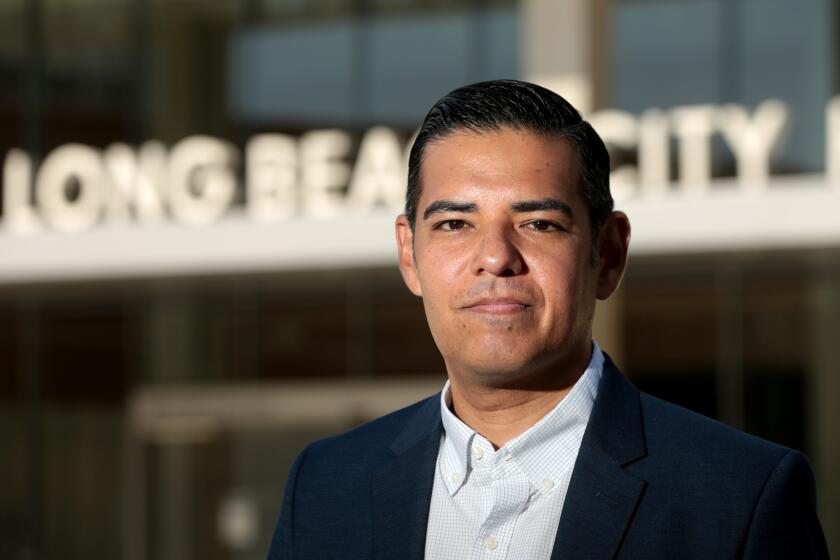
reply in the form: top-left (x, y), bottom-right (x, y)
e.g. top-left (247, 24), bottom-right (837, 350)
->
top-left (422, 200), bottom-right (478, 220)
top-left (510, 198), bottom-right (574, 219)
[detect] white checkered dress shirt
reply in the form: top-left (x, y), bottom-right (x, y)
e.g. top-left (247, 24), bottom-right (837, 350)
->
top-left (424, 343), bottom-right (604, 560)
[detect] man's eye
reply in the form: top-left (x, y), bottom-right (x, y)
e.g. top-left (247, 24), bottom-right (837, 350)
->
top-left (525, 220), bottom-right (558, 231)
top-left (436, 219), bottom-right (467, 231)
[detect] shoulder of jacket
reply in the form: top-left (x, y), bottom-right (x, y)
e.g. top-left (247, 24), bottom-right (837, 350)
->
top-left (638, 391), bottom-right (791, 464)
top-left (303, 393), bottom-right (439, 459)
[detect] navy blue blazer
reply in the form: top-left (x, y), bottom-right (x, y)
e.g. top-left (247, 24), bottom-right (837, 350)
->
top-left (268, 357), bottom-right (829, 559)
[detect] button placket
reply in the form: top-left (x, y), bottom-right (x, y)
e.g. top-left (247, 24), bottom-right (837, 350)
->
top-left (470, 470), bottom-right (531, 559)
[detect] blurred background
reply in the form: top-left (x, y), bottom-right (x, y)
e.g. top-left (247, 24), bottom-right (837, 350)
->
top-left (1, 0), bottom-right (839, 558)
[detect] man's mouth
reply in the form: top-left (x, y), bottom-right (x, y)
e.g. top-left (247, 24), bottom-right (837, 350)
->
top-left (463, 298), bottom-right (531, 315)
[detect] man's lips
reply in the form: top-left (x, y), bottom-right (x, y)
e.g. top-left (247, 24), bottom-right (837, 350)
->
top-left (462, 298), bottom-right (532, 314)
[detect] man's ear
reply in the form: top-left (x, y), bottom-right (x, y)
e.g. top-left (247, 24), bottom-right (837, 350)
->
top-left (395, 214), bottom-right (423, 297)
top-left (596, 211), bottom-right (631, 300)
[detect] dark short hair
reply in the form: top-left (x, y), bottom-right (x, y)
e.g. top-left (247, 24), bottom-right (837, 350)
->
top-left (405, 79), bottom-right (613, 243)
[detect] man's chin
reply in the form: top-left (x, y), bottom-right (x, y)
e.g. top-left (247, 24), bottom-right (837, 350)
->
top-left (448, 351), bottom-right (542, 387)
top-left (443, 341), bottom-right (585, 390)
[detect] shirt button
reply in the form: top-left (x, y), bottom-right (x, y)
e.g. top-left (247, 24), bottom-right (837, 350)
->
top-left (472, 446), bottom-right (484, 460)
top-left (543, 478), bottom-right (555, 490)
top-left (504, 453), bottom-right (513, 462)
top-left (483, 536), bottom-right (498, 550)
top-left (450, 471), bottom-right (461, 484)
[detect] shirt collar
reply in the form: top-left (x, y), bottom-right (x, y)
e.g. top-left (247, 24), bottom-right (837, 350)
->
top-left (438, 342), bottom-right (604, 496)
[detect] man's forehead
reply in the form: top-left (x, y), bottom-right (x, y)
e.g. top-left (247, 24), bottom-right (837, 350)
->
top-left (423, 128), bottom-right (578, 176)
top-left (419, 130), bottom-right (582, 202)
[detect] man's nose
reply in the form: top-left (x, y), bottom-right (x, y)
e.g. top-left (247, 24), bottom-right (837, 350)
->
top-left (471, 227), bottom-right (524, 277)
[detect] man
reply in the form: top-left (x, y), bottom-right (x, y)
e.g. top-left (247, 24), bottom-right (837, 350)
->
top-left (267, 80), bottom-right (828, 559)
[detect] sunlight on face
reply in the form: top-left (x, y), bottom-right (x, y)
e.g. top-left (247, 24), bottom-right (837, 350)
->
top-left (398, 128), bottom-right (602, 387)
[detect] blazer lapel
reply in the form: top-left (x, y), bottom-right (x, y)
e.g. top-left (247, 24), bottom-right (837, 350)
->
top-left (551, 356), bottom-right (649, 560)
top-left (371, 396), bottom-right (442, 560)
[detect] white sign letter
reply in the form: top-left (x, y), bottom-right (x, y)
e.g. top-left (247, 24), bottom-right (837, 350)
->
top-left (103, 141), bottom-right (168, 224)
top-left (35, 144), bottom-right (105, 232)
top-left (589, 110), bottom-right (638, 201)
top-left (246, 134), bottom-right (298, 222)
top-left (168, 136), bottom-right (238, 226)
top-left (2, 149), bottom-right (41, 233)
top-left (826, 97), bottom-right (840, 189)
top-left (347, 127), bottom-right (405, 213)
top-left (639, 109), bottom-right (670, 197)
top-left (718, 100), bottom-right (789, 190)
top-left (300, 130), bottom-right (351, 219)
top-left (671, 105), bottom-right (717, 193)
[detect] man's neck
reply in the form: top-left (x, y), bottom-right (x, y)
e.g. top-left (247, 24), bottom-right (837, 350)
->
top-left (447, 384), bottom-right (575, 449)
top-left (446, 346), bottom-right (593, 449)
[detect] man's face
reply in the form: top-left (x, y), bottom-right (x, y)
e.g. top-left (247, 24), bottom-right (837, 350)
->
top-left (396, 127), bottom-right (622, 386)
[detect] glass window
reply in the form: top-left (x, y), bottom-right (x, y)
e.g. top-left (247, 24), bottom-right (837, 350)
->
top-left (612, 0), bottom-right (831, 173)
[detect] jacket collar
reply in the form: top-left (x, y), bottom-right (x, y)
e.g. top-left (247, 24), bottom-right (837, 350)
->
top-left (371, 353), bottom-right (648, 560)
top-left (549, 353), bottom-right (648, 559)
top-left (371, 395), bottom-right (441, 560)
